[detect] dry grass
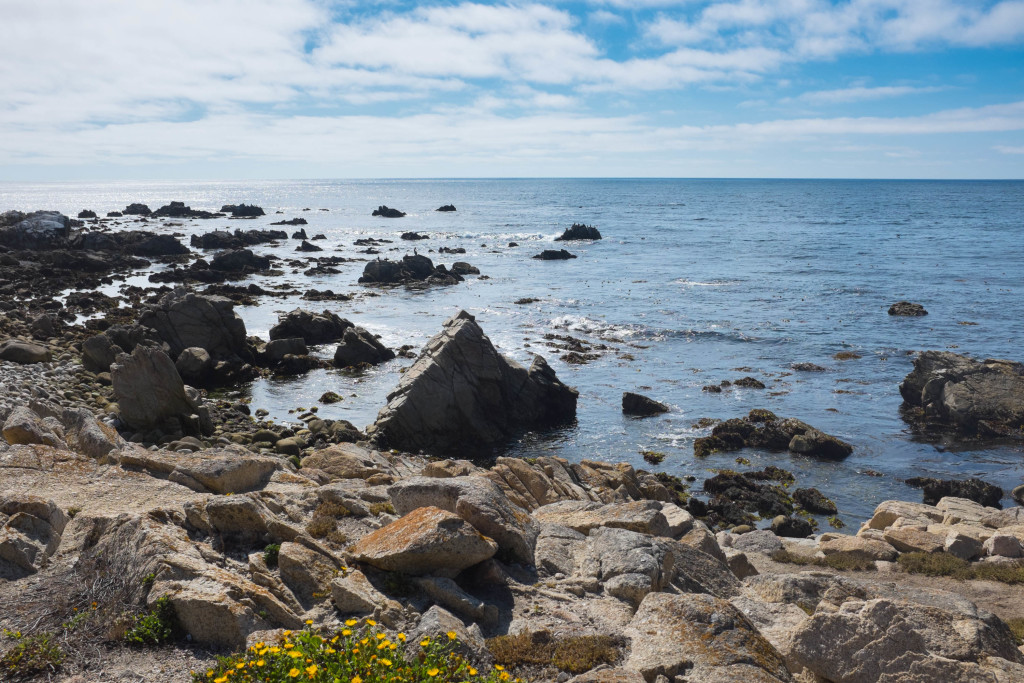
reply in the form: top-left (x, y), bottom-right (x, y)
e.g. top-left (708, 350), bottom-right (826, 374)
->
top-left (770, 549), bottom-right (876, 572)
top-left (898, 552), bottom-right (1024, 584)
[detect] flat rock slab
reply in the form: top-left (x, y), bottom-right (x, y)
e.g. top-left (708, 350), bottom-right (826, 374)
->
top-left (349, 505), bottom-right (497, 576)
top-left (532, 500), bottom-right (670, 537)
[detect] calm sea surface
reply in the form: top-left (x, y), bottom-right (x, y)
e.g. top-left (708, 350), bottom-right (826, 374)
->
top-left (3, 178), bottom-right (1023, 523)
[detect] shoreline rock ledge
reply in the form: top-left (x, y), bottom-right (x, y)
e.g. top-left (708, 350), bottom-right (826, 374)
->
top-left (368, 310), bottom-right (577, 456)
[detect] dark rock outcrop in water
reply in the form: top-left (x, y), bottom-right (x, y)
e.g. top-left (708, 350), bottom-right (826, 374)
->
top-left (622, 392), bottom-right (670, 417)
top-left (436, 204), bottom-right (457, 212)
top-left (152, 202), bottom-right (217, 219)
top-left (210, 249), bottom-right (271, 273)
top-left (269, 308), bottom-right (353, 345)
top-left (359, 254), bottom-right (464, 287)
top-left (270, 217), bottom-right (307, 226)
top-left (401, 232), bottom-right (428, 241)
top-left (555, 223), bottom-right (602, 241)
top-left (889, 301), bottom-right (928, 316)
top-left (138, 289), bottom-right (253, 365)
top-left (905, 477), bottom-right (1003, 508)
top-left (111, 345), bottom-right (204, 434)
top-left (369, 311), bottom-right (578, 455)
top-left (191, 228), bottom-right (288, 250)
top-left (333, 327), bottom-right (396, 368)
top-left (295, 240), bottom-right (322, 252)
top-left (900, 351), bottom-right (1024, 439)
top-left (532, 249), bottom-right (576, 260)
top-left (123, 203), bottom-right (152, 215)
top-left (220, 204), bottom-right (264, 217)
top-left (0, 211), bottom-right (70, 249)
top-left (693, 409), bottom-right (853, 459)
top-left (77, 210), bottom-right (97, 219)
top-left (371, 205), bottom-right (405, 218)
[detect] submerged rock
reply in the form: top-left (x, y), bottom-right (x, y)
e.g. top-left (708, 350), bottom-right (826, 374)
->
top-left (889, 301), bottom-right (928, 316)
top-left (694, 410), bottom-right (852, 460)
top-left (436, 204), bottom-right (457, 212)
top-left (369, 311), bottom-right (577, 456)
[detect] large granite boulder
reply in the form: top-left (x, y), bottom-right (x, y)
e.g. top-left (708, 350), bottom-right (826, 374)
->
top-left (900, 351), bottom-right (1024, 438)
top-left (624, 592), bottom-right (792, 682)
top-left (348, 506), bottom-right (498, 576)
top-left (789, 596), bottom-right (1024, 682)
top-left (269, 308), bottom-right (352, 345)
top-left (111, 346), bottom-right (199, 433)
top-left (138, 289), bottom-right (250, 362)
top-left (368, 311), bottom-right (577, 456)
top-left (388, 475), bottom-right (539, 565)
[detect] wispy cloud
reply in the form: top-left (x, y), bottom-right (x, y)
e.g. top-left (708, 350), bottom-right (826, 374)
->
top-left (789, 85), bottom-right (947, 104)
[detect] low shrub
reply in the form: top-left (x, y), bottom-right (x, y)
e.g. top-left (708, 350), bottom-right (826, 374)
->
top-left (124, 596), bottom-right (177, 646)
top-left (369, 502), bottom-right (396, 516)
top-left (0, 631), bottom-right (64, 680)
top-left (263, 544), bottom-right (281, 568)
top-left (487, 631), bottom-right (621, 675)
top-left (1006, 618), bottom-right (1024, 646)
top-left (898, 552), bottom-right (1024, 584)
top-left (195, 621), bottom-right (514, 683)
top-left (770, 549), bottom-right (875, 572)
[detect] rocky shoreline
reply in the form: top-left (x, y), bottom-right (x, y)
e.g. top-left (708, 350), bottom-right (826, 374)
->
top-left (2, 207), bottom-right (1024, 681)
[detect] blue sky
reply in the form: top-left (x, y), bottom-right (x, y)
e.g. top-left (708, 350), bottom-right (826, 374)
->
top-left (2, 0), bottom-right (1023, 179)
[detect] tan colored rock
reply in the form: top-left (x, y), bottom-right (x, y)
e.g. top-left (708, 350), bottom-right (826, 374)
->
top-left (730, 595), bottom-right (808, 669)
top-left (624, 592), bottom-right (792, 682)
top-left (883, 527), bottom-right (945, 554)
top-left (119, 446), bottom-right (284, 494)
top-left (413, 576), bottom-right (499, 625)
top-left (926, 522), bottom-right (993, 543)
top-left (980, 506), bottom-right (1024, 529)
top-left (532, 500), bottom-right (670, 537)
top-left (819, 534), bottom-right (898, 561)
top-left (277, 541), bottom-right (339, 606)
top-left (534, 523), bottom-right (586, 577)
top-left (331, 569), bottom-right (386, 614)
top-left (421, 459), bottom-right (481, 478)
top-left (3, 406), bottom-right (65, 448)
top-left (349, 506), bottom-right (497, 576)
top-left (936, 496), bottom-right (995, 525)
top-left (724, 548), bottom-right (758, 579)
top-left (61, 407), bottom-right (124, 460)
top-left (388, 476), bottom-right (538, 564)
top-left (679, 523), bottom-right (728, 563)
top-left (301, 443), bottom-right (391, 481)
top-left (867, 500), bottom-right (943, 530)
top-left (567, 670), bottom-right (646, 683)
top-left (659, 502), bottom-right (694, 538)
top-left (983, 534), bottom-right (1023, 558)
top-left (945, 532), bottom-right (985, 561)
top-left (789, 597), bottom-right (1024, 682)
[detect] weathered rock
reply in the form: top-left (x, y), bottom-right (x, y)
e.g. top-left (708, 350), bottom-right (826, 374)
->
top-left (883, 527), bottom-right (946, 554)
top-left (624, 592), bottom-right (792, 682)
top-left (983, 534), bottom-right (1023, 558)
top-left (889, 301), bottom-right (928, 316)
top-left (981, 506), bottom-right (1024, 529)
top-left (0, 339), bottom-right (51, 364)
top-left (566, 670), bottom-right (644, 683)
top-left (411, 606), bottom-right (492, 668)
top-left (369, 311), bottom-right (577, 455)
top-left (532, 500), bottom-right (670, 537)
top-left (789, 597), bottom-right (1024, 683)
top-left (371, 205), bottom-right (405, 218)
top-left (819, 534), bottom-right (899, 562)
top-left (771, 515), bottom-right (813, 538)
top-left (331, 569), bottom-right (387, 614)
top-left (867, 500), bottom-right (945, 530)
top-left (0, 496), bottom-right (68, 578)
top-left (269, 308), bottom-right (352, 345)
top-left (264, 337), bottom-right (308, 362)
top-left (210, 248), bottom-right (271, 272)
top-left (333, 327), bottom-right (395, 367)
top-left (793, 487), bottom-right (837, 515)
top-left (62, 407), bottom-right (123, 459)
top-left (175, 346), bottom-right (212, 383)
top-left (111, 346), bottom-right (199, 433)
top-left (556, 223), bottom-right (602, 241)
top-left (944, 531), bottom-right (985, 560)
top-left (906, 477), bottom-right (1003, 509)
top-left (138, 289), bottom-right (250, 362)
top-left (0, 211), bottom-right (70, 249)
top-left (413, 576), bottom-right (499, 625)
top-left (724, 548), bottom-right (758, 579)
top-left (732, 530), bottom-right (784, 556)
top-left (900, 351), bottom-right (1024, 438)
top-left (278, 541), bottom-right (338, 606)
top-left (2, 407), bottom-right (64, 448)
top-left (302, 443), bottom-right (391, 481)
top-left (348, 506), bottom-right (498, 576)
top-left (621, 392), bottom-right (669, 417)
top-left (534, 523), bottom-right (586, 577)
top-left (123, 203), bottom-right (151, 215)
top-left (119, 446), bottom-right (282, 494)
top-left (389, 476), bottom-right (539, 565)
top-left (698, 411), bottom-right (852, 460)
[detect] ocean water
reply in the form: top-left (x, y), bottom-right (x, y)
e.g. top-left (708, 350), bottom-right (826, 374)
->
top-left (3, 178), bottom-right (1023, 523)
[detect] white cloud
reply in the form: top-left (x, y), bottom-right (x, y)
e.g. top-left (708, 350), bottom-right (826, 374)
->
top-left (994, 145), bottom-right (1024, 154)
top-left (791, 85), bottom-right (947, 104)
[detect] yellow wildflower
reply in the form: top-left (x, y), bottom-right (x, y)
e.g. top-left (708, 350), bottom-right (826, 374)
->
top-left (289, 651), bottom-right (303, 659)
top-left (377, 633), bottom-right (387, 640)
top-left (306, 664), bottom-right (318, 676)
top-left (345, 619), bottom-right (358, 627)
top-left (382, 659), bottom-right (392, 667)
top-left (500, 673), bottom-right (510, 681)
top-left (236, 663), bottom-right (245, 669)
top-left (342, 629), bottom-right (352, 637)
top-left (397, 633), bottom-right (406, 642)
top-left (366, 619), bottom-right (377, 626)
top-left (284, 643), bottom-right (294, 649)
top-left (284, 630), bottom-right (293, 637)
top-left (469, 668), bottom-right (478, 676)
top-left (270, 647), bottom-right (281, 653)
top-left (256, 660), bottom-right (265, 667)
top-left (288, 668), bottom-right (300, 678)
top-left (447, 631), bottom-right (457, 640)
top-left (420, 639), bottom-right (430, 647)
top-left (214, 678), bottom-right (227, 683)
top-left (495, 665), bottom-right (505, 671)
top-left (326, 647), bottom-right (336, 654)
top-left (427, 668), bottom-right (440, 677)
top-left (389, 643), bottom-right (397, 651)
top-left (352, 677), bottom-right (363, 683)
